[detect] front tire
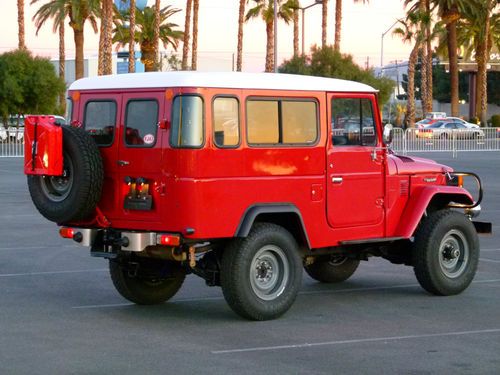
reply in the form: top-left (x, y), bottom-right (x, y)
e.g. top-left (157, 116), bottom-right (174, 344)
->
top-left (305, 256), bottom-right (360, 283)
top-left (412, 210), bottom-right (479, 296)
top-left (109, 258), bottom-right (186, 305)
top-left (220, 223), bottom-right (302, 321)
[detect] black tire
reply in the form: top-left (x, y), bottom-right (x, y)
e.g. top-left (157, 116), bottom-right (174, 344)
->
top-left (27, 126), bottom-right (103, 223)
top-left (109, 258), bottom-right (186, 305)
top-left (220, 223), bottom-right (302, 321)
top-left (305, 256), bottom-right (360, 283)
top-left (413, 209), bottom-right (479, 296)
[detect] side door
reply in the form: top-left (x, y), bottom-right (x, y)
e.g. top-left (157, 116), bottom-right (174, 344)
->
top-left (326, 93), bottom-right (385, 236)
top-left (115, 91), bottom-right (165, 224)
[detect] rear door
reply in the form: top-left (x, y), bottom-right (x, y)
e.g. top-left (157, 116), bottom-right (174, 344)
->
top-left (326, 93), bottom-right (385, 237)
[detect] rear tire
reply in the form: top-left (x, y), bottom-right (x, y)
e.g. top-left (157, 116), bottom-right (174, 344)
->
top-left (109, 258), bottom-right (185, 305)
top-left (220, 223), bottom-right (302, 320)
top-left (305, 256), bottom-right (360, 283)
top-left (412, 209), bottom-right (479, 296)
top-left (27, 126), bottom-right (103, 223)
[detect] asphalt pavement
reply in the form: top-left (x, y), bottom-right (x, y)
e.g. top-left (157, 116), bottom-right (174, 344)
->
top-left (0, 152), bottom-right (499, 374)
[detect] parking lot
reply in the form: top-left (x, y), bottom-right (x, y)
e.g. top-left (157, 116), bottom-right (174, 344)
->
top-left (1, 153), bottom-right (499, 374)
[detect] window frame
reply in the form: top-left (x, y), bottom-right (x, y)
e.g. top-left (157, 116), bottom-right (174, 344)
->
top-left (245, 96), bottom-right (320, 147)
top-left (169, 94), bottom-right (205, 149)
top-left (123, 98), bottom-right (159, 148)
top-left (83, 99), bottom-right (118, 148)
top-left (212, 95), bottom-right (241, 149)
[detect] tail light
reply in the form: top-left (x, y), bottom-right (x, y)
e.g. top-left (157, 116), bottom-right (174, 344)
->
top-left (59, 227), bottom-right (75, 239)
top-left (157, 234), bottom-right (181, 246)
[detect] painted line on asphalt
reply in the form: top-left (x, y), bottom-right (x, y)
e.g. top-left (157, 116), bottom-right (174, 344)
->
top-left (211, 328), bottom-right (500, 354)
top-left (71, 279), bottom-right (500, 310)
top-left (0, 245), bottom-right (80, 251)
top-left (479, 258), bottom-right (500, 264)
top-left (482, 248), bottom-right (500, 252)
top-left (0, 269), bottom-right (107, 277)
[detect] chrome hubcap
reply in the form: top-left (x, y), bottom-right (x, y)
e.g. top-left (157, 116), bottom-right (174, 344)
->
top-left (250, 245), bottom-right (289, 301)
top-left (439, 229), bottom-right (469, 278)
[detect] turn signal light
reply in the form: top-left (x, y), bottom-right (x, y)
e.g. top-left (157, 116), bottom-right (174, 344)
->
top-left (158, 234), bottom-right (181, 246)
top-left (59, 227), bottom-right (75, 239)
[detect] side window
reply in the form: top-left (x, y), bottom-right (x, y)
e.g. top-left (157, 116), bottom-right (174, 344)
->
top-left (247, 99), bottom-right (318, 145)
top-left (84, 101), bottom-right (116, 146)
top-left (331, 98), bottom-right (376, 146)
top-left (213, 97), bottom-right (240, 147)
top-left (170, 95), bottom-right (204, 148)
top-left (125, 100), bottom-right (158, 147)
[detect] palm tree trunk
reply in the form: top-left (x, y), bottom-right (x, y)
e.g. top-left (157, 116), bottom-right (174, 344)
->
top-left (406, 42), bottom-right (420, 127)
top-left (475, 39), bottom-right (488, 125)
top-left (418, 1), bottom-right (428, 116)
top-left (444, 7), bottom-right (460, 117)
top-left (103, 0), bottom-right (113, 75)
top-left (293, 9), bottom-right (299, 57)
top-left (59, 19), bottom-right (66, 114)
top-left (129, 0), bottom-right (136, 73)
top-left (182, 0), bottom-right (193, 70)
top-left (334, 0), bottom-right (342, 51)
top-left (237, 0), bottom-right (245, 71)
top-left (17, 0), bottom-right (26, 50)
top-left (191, 0), bottom-right (199, 70)
top-left (265, 20), bottom-right (274, 73)
top-left (141, 42), bottom-right (156, 72)
top-left (425, 0), bottom-right (433, 113)
top-left (153, 0), bottom-right (161, 71)
top-left (322, 0), bottom-right (328, 48)
top-left (74, 28), bottom-right (85, 80)
top-left (98, 2), bottom-right (104, 75)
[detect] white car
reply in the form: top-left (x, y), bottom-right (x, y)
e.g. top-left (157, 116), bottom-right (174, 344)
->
top-left (445, 117), bottom-right (480, 129)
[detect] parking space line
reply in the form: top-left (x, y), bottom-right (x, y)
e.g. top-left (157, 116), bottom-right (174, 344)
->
top-left (71, 278), bottom-right (500, 309)
top-left (482, 248), bottom-right (500, 252)
top-left (0, 269), bottom-right (106, 277)
top-left (480, 258), bottom-right (500, 264)
top-left (211, 328), bottom-right (500, 354)
top-left (0, 245), bottom-right (79, 251)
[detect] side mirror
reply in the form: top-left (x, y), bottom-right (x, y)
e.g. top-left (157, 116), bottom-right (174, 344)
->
top-left (383, 123), bottom-right (393, 145)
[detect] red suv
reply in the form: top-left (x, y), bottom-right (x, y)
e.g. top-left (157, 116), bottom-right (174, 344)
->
top-left (24, 72), bottom-right (491, 320)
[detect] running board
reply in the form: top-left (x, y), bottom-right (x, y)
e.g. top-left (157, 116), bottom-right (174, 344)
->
top-left (340, 237), bottom-right (406, 246)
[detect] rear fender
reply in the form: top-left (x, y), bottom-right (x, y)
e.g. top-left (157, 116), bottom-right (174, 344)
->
top-left (395, 186), bottom-right (473, 238)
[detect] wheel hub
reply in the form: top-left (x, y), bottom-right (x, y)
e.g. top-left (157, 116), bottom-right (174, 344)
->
top-left (438, 229), bottom-right (469, 279)
top-left (249, 245), bottom-right (290, 301)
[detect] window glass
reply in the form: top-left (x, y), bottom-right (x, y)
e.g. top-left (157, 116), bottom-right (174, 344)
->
top-left (65, 99), bottom-right (73, 123)
top-left (247, 100), bottom-right (279, 144)
top-left (170, 96), bottom-right (204, 147)
top-left (213, 97), bottom-right (239, 147)
top-left (331, 98), bottom-right (376, 146)
top-left (125, 100), bottom-right (158, 147)
top-left (282, 101), bottom-right (317, 144)
top-left (84, 101), bottom-right (116, 146)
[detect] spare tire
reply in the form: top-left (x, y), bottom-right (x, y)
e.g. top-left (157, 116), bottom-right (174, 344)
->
top-left (27, 126), bottom-right (103, 224)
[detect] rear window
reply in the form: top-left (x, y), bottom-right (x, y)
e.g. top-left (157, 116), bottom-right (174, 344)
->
top-left (84, 101), bottom-right (116, 146)
top-left (125, 100), bottom-right (158, 147)
top-left (170, 95), bottom-right (204, 148)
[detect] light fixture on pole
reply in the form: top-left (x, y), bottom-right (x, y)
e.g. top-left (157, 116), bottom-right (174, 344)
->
top-left (380, 19), bottom-right (401, 68)
top-left (299, 0), bottom-right (322, 55)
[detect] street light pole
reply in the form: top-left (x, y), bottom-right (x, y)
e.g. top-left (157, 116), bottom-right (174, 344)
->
top-left (380, 18), bottom-right (401, 68)
top-left (300, 0), bottom-right (322, 55)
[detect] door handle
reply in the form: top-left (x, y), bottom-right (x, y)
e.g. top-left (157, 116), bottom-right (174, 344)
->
top-left (117, 160), bottom-right (130, 166)
top-left (331, 177), bottom-right (343, 184)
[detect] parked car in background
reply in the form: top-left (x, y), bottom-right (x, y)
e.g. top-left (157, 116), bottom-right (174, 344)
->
top-left (445, 117), bottom-right (480, 129)
top-left (0, 125), bottom-right (7, 142)
top-left (416, 120), bottom-right (485, 139)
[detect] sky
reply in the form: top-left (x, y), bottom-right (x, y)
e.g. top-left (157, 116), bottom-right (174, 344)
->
top-left (0, 0), bottom-right (413, 72)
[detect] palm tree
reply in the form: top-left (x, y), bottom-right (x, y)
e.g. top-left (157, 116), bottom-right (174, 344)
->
top-left (153, 0), bottom-right (160, 70)
top-left (321, 0), bottom-right (328, 48)
top-left (58, 18), bottom-right (66, 112)
top-left (191, 0), bottom-right (199, 70)
top-left (98, 0), bottom-right (113, 75)
top-left (293, 7), bottom-right (299, 57)
top-left (334, 0), bottom-right (368, 51)
top-left (129, 0), bottom-right (136, 73)
top-left (432, 0), bottom-right (467, 117)
top-left (113, 5), bottom-right (183, 72)
top-left (237, 0), bottom-right (246, 70)
top-left (246, 0), bottom-right (296, 72)
top-left (32, 0), bottom-right (100, 80)
top-left (18, 0), bottom-right (26, 50)
top-left (182, 0), bottom-right (193, 70)
top-left (393, 13), bottom-right (424, 127)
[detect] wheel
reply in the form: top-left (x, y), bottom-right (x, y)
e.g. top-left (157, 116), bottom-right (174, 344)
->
top-left (305, 256), bottom-right (360, 283)
top-left (109, 258), bottom-right (186, 305)
top-left (27, 126), bottom-right (103, 223)
top-left (220, 223), bottom-right (302, 320)
top-left (412, 209), bottom-right (479, 296)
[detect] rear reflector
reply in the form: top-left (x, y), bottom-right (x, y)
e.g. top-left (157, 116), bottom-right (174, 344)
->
top-left (59, 227), bottom-right (75, 239)
top-left (158, 234), bottom-right (181, 246)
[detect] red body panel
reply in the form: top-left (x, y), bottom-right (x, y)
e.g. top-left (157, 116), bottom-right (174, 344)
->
top-left (24, 115), bottom-right (63, 176)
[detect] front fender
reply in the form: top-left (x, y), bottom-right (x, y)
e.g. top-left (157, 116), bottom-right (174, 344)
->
top-left (395, 186), bottom-right (474, 238)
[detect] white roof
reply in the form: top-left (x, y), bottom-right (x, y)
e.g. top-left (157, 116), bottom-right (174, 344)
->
top-left (69, 71), bottom-right (377, 93)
